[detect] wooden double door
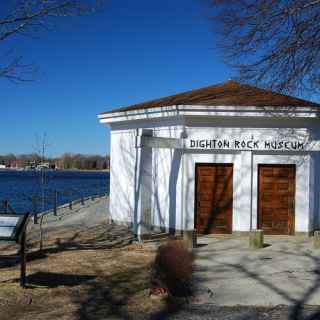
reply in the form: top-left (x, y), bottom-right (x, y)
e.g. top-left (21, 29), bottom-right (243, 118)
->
top-left (195, 164), bottom-right (233, 234)
top-left (258, 164), bottom-right (296, 235)
top-left (195, 163), bottom-right (296, 235)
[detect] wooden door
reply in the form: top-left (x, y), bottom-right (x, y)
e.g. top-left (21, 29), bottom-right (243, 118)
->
top-left (258, 164), bottom-right (295, 235)
top-left (195, 164), bottom-right (233, 234)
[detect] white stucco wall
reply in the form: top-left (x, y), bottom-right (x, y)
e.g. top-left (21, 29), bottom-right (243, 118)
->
top-left (108, 118), bottom-right (318, 235)
top-left (109, 130), bottom-right (137, 225)
top-left (151, 126), bottom-right (182, 232)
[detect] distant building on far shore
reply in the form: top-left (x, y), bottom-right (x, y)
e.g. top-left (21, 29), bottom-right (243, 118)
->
top-left (10, 160), bottom-right (25, 169)
top-left (36, 162), bottom-right (51, 170)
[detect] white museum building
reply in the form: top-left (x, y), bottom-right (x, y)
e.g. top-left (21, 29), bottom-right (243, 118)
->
top-left (99, 81), bottom-right (320, 237)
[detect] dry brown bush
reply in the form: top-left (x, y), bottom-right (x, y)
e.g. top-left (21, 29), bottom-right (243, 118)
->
top-left (151, 239), bottom-right (194, 297)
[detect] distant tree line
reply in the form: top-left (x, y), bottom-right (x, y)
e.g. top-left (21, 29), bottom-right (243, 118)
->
top-left (56, 153), bottom-right (110, 170)
top-left (0, 153), bottom-right (110, 170)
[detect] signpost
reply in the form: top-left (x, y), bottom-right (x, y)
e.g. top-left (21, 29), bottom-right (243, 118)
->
top-left (0, 212), bottom-right (31, 287)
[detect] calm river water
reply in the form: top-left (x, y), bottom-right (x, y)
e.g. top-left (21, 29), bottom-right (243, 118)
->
top-left (0, 170), bottom-right (110, 214)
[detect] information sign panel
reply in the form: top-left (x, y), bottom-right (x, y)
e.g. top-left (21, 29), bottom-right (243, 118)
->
top-left (0, 212), bottom-right (30, 287)
top-left (0, 213), bottom-right (30, 242)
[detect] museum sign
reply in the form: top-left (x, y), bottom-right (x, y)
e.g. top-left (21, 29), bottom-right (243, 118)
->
top-left (189, 138), bottom-right (306, 151)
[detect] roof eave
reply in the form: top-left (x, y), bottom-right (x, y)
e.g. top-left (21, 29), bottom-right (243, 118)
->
top-left (98, 104), bottom-right (320, 124)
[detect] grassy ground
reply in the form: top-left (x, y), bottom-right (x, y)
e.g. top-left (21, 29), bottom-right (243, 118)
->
top-left (0, 223), bottom-right (169, 320)
top-left (3, 222), bottom-right (320, 320)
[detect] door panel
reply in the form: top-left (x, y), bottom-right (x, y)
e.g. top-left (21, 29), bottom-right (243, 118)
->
top-left (195, 164), bottom-right (233, 234)
top-left (258, 164), bottom-right (295, 235)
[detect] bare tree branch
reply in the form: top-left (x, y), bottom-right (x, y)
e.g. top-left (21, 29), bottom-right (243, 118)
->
top-left (0, 0), bottom-right (103, 82)
top-left (211, 0), bottom-right (320, 95)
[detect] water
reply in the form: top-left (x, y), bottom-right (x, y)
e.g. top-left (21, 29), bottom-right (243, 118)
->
top-left (0, 170), bottom-right (110, 214)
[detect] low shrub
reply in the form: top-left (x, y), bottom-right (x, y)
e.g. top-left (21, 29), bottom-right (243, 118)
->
top-left (151, 239), bottom-right (194, 297)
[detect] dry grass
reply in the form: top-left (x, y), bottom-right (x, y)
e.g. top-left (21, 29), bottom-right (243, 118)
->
top-left (0, 224), bottom-right (170, 320)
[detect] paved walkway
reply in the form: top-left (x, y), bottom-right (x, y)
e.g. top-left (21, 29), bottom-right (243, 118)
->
top-left (156, 304), bottom-right (320, 320)
top-left (7, 195), bottom-right (113, 249)
top-left (28, 195), bottom-right (110, 233)
top-left (193, 235), bottom-right (320, 307)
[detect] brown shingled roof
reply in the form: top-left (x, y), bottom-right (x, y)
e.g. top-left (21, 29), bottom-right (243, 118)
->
top-left (103, 80), bottom-right (320, 114)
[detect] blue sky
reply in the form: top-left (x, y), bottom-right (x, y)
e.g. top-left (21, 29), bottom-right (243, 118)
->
top-left (1, 0), bottom-right (233, 157)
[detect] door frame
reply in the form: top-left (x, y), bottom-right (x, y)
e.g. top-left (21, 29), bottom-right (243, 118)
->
top-left (257, 164), bottom-right (296, 235)
top-left (194, 163), bottom-right (234, 234)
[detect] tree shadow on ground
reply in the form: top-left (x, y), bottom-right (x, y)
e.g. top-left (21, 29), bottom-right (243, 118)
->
top-left (0, 225), bottom-right (134, 269)
top-left (73, 265), bottom-right (150, 320)
top-left (0, 225), bottom-right (188, 319)
top-left (195, 242), bottom-right (320, 320)
top-left (6, 271), bottom-right (96, 289)
top-left (72, 264), bottom-right (190, 320)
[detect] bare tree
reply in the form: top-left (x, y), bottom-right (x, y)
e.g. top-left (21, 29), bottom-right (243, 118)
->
top-left (33, 132), bottom-right (49, 163)
top-left (57, 152), bottom-right (109, 170)
top-left (211, 0), bottom-right (320, 95)
top-left (1, 0), bottom-right (103, 82)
